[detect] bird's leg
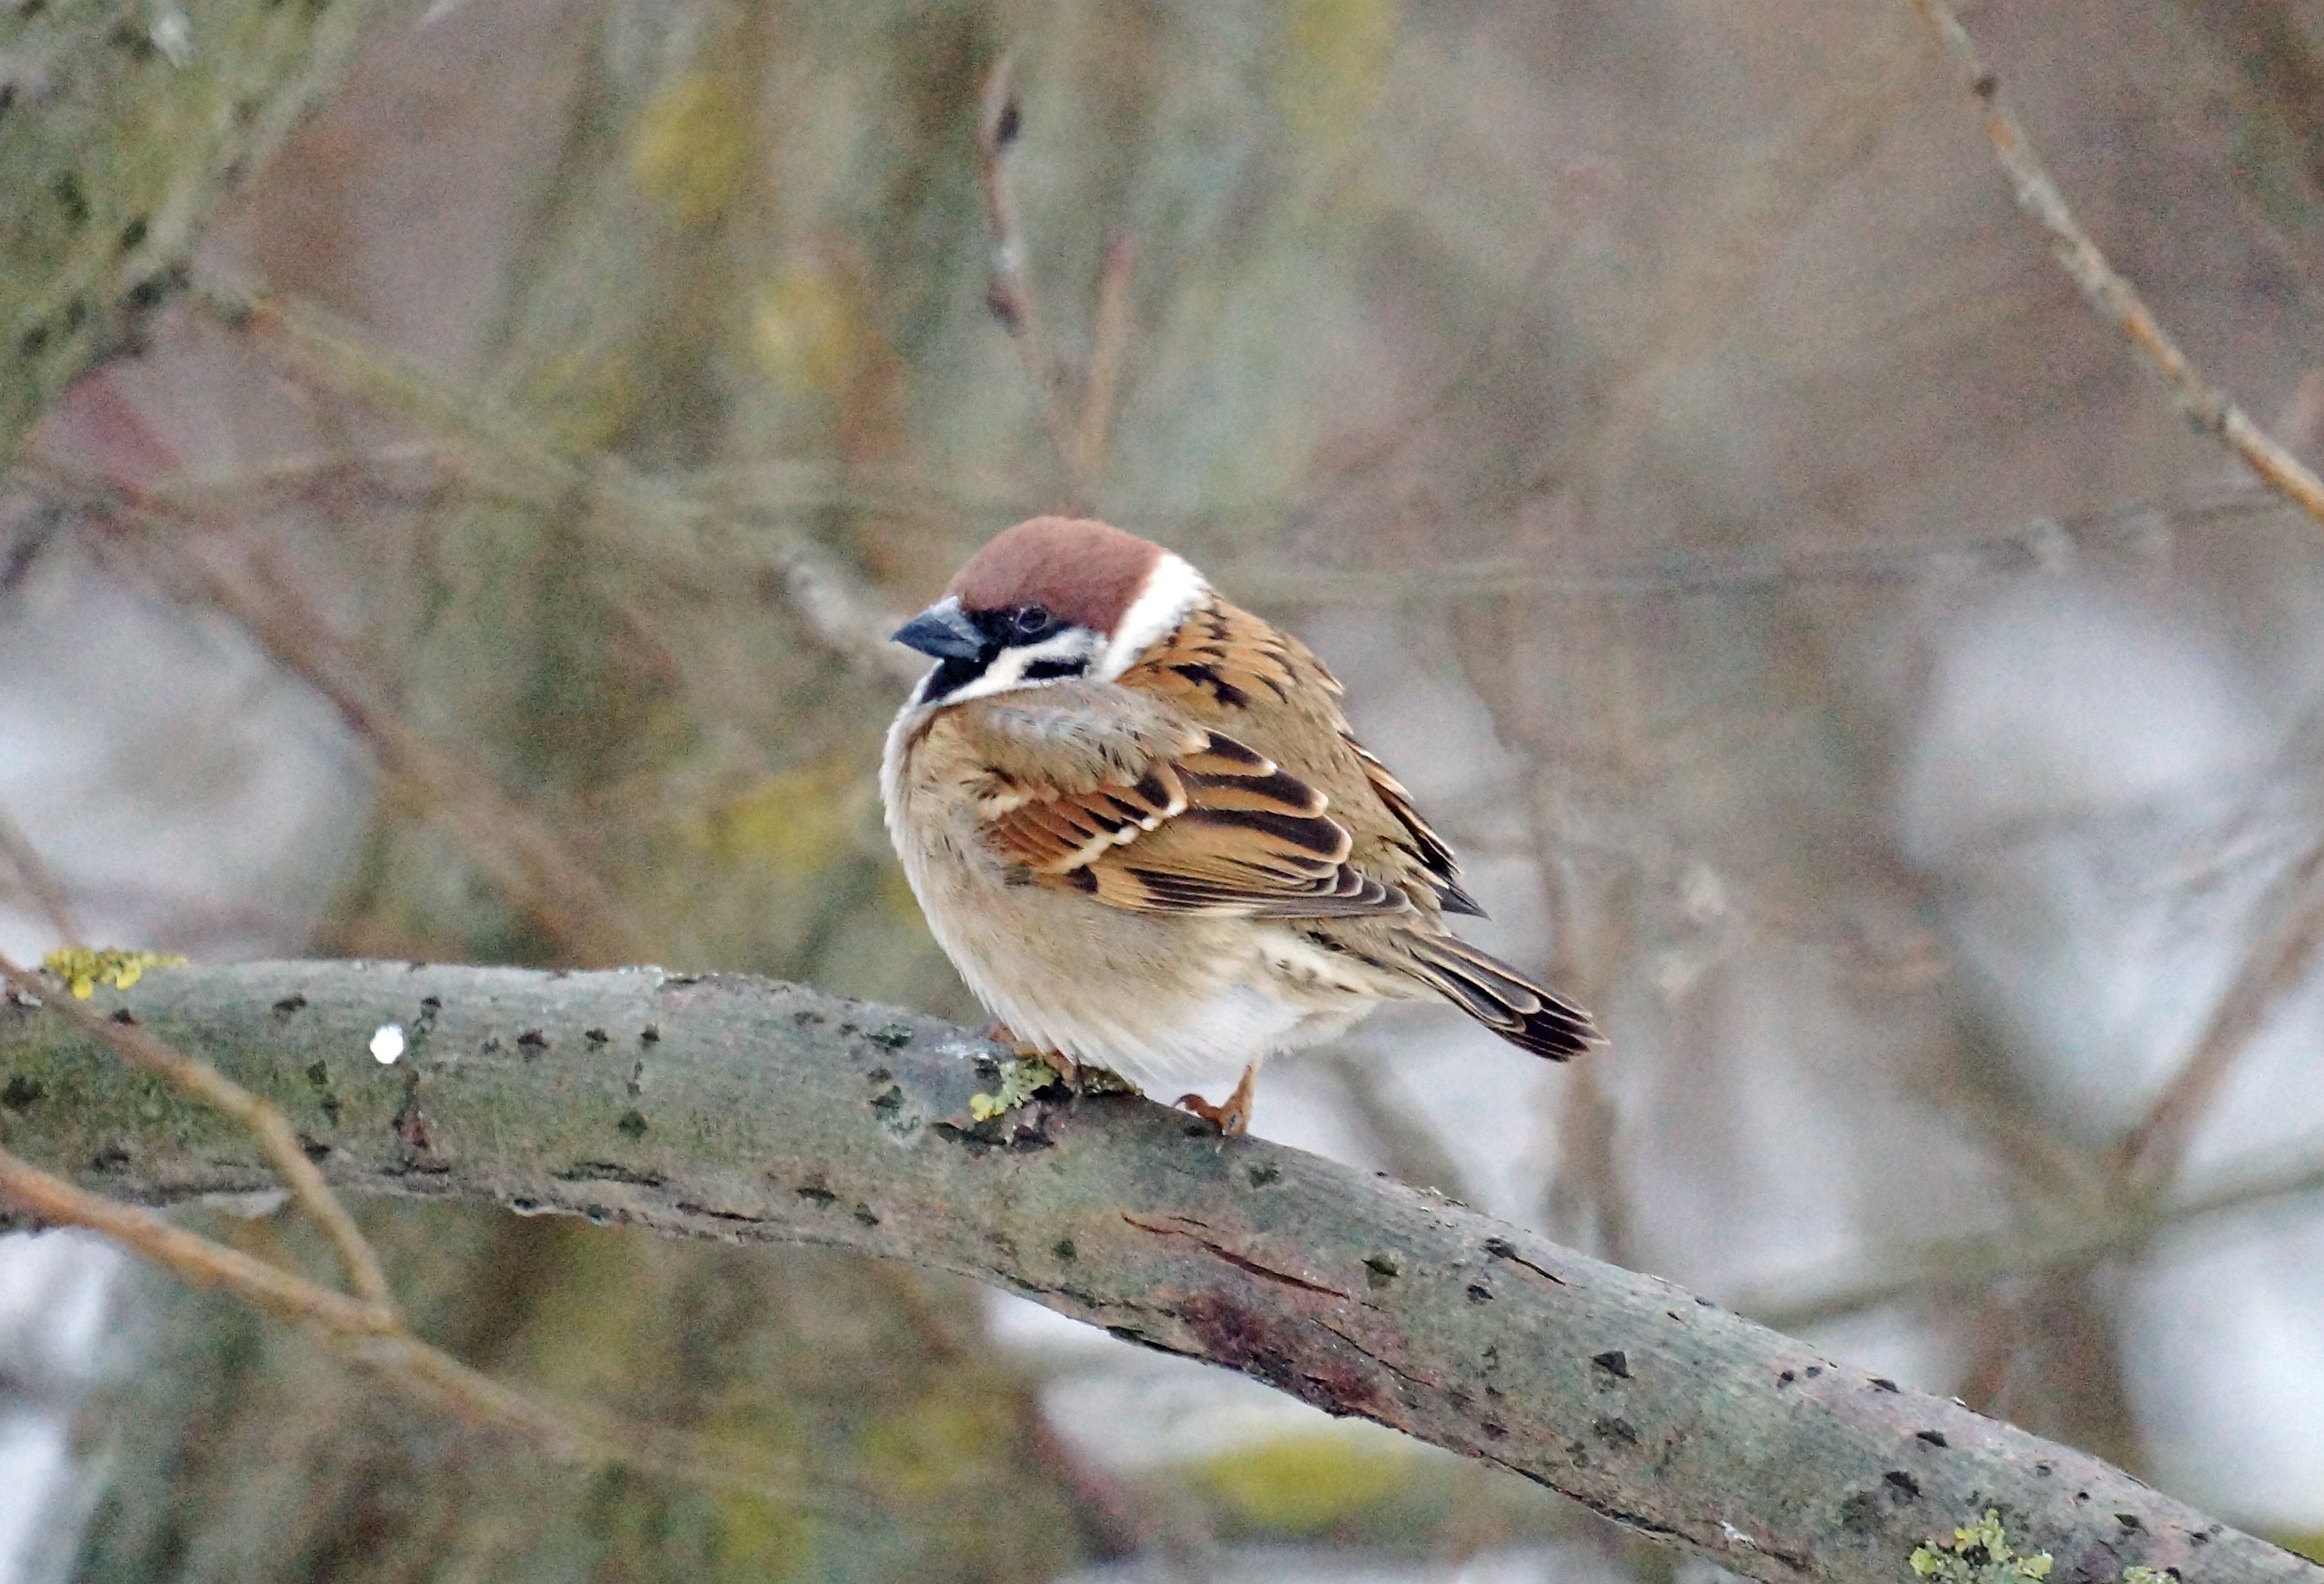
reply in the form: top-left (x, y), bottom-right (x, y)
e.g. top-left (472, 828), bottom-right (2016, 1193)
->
top-left (1177, 1062), bottom-right (1261, 1136)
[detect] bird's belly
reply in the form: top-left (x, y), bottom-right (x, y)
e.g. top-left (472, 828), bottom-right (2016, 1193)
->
top-left (922, 881), bottom-right (1385, 1100)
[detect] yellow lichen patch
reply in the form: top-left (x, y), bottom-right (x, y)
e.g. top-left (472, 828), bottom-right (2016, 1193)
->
top-left (853, 1391), bottom-right (1018, 1497)
top-left (967, 1055), bottom-right (1063, 1122)
top-left (708, 1493), bottom-right (812, 1584)
top-left (695, 757), bottom-right (868, 876)
top-left (751, 266), bottom-right (865, 396)
top-left (879, 863), bottom-right (924, 923)
top-left (41, 948), bottom-right (189, 1000)
top-left (1911, 1510), bottom-right (2054, 1584)
top-left (629, 73), bottom-right (753, 224)
top-left (2124, 1568), bottom-right (2176, 1584)
top-left (1194, 1430), bottom-right (1416, 1534)
top-left (1274, 0), bottom-right (1399, 143)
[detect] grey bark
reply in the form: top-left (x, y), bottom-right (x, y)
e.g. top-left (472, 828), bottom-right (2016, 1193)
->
top-left (0, 959), bottom-right (2312, 1584)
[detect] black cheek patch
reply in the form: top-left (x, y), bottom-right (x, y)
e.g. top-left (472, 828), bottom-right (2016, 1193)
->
top-left (925, 650), bottom-right (996, 701)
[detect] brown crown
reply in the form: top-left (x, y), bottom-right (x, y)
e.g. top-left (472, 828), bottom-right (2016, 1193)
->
top-left (946, 516), bottom-right (1168, 637)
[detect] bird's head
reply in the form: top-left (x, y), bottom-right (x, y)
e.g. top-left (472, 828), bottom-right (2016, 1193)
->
top-left (891, 516), bottom-right (1210, 707)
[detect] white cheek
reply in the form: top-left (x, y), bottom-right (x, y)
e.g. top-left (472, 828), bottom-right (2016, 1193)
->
top-left (1097, 554), bottom-right (1208, 679)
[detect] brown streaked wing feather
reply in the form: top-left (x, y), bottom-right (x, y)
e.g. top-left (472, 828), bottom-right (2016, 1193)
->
top-left (1121, 599), bottom-right (1318, 712)
top-left (1120, 598), bottom-right (1481, 917)
top-left (983, 721), bottom-right (1411, 920)
top-left (1346, 737), bottom-right (1483, 917)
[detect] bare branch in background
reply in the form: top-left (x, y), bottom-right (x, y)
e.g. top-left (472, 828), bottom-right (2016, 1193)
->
top-left (1562, 16), bottom-right (1930, 518)
top-left (1908, 0), bottom-right (2324, 530)
top-left (976, 53), bottom-right (1090, 506)
top-left (1737, 1142), bottom-right (2324, 1331)
top-left (1073, 235), bottom-right (1138, 485)
top-left (26, 454), bottom-right (643, 967)
top-left (0, 949), bottom-right (393, 1312)
top-left (1235, 484), bottom-right (2270, 607)
top-left (0, 1137), bottom-right (854, 1512)
top-left (0, 802), bottom-right (83, 945)
top-left (1525, 765), bottom-right (1640, 1267)
top-left (974, 57), bottom-right (1144, 511)
top-left (2115, 831), bottom-right (2324, 1191)
top-left (146, 441), bottom-right (456, 516)
top-left (0, 1140), bottom-right (393, 1335)
top-left (173, 531), bottom-right (642, 967)
top-left (1308, 1046), bottom-right (1475, 1201)
top-left (189, 274), bottom-right (923, 685)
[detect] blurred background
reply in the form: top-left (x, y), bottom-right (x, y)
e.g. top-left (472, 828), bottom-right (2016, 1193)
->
top-left (5, 0), bottom-right (2324, 1578)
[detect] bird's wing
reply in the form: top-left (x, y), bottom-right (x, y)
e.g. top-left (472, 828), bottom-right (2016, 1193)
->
top-left (1342, 737), bottom-right (1483, 916)
top-left (1118, 598), bottom-right (1481, 915)
top-left (953, 688), bottom-right (1411, 919)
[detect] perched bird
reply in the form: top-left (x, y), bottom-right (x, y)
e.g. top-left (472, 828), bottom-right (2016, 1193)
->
top-left (881, 516), bottom-right (1599, 1133)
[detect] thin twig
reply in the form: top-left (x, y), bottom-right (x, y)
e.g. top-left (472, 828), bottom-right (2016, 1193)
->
top-left (0, 1141), bottom-right (393, 1333)
top-left (196, 275), bottom-right (581, 507)
top-left (333, 1329), bottom-right (849, 1509)
top-left (1909, 0), bottom-right (2324, 531)
top-left (189, 272), bottom-right (920, 683)
top-left (0, 801), bottom-right (83, 945)
top-left (23, 449), bottom-right (643, 967)
top-left (1232, 483), bottom-right (2265, 607)
top-left (0, 951), bottom-right (395, 1313)
top-left (1737, 1142), bottom-right (2324, 1330)
top-left (976, 51), bottom-right (1089, 505)
top-left (1072, 234), bottom-right (1136, 484)
top-left (2114, 830), bottom-right (2324, 1190)
top-left (0, 1138), bottom-right (845, 1511)
top-left (146, 440), bottom-right (452, 514)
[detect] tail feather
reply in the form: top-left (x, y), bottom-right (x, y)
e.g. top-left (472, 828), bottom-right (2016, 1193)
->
top-left (1405, 936), bottom-right (1600, 1059)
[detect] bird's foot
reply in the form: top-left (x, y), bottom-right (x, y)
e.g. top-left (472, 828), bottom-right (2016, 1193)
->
top-left (1176, 1063), bottom-right (1260, 1136)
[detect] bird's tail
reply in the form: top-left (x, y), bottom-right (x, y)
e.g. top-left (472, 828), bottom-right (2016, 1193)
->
top-left (1403, 935), bottom-right (1601, 1058)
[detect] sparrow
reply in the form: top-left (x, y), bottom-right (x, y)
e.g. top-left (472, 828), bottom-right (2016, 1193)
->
top-left (881, 516), bottom-right (1599, 1134)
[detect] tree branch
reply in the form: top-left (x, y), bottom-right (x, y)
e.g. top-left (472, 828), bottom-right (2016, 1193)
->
top-left (0, 951), bottom-right (394, 1313)
top-left (1909, 0), bottom-right (2324, 532)
top-left (0, 961), bottom-right (2313, 1584)
top-left (1735, 1146), bottom-right (2324, 1331)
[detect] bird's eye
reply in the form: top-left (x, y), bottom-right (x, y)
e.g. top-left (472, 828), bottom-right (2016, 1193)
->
top-left (1012, 605), bottom-right (1056, 639)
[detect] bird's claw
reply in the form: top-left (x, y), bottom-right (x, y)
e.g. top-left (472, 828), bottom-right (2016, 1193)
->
top-left (1176, 1064), bottom-right (1259, 1136)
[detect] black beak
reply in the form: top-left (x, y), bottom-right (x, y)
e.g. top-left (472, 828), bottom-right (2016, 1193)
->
top-left (891, 602), bottom-right (985, 661)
